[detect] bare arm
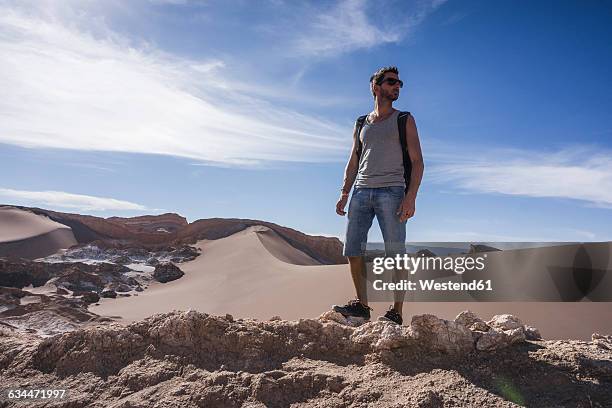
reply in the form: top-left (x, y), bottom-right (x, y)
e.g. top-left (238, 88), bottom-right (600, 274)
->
top-left (404, 113), bottom-right (424, 200)
top-left (336, 122), bottom-right (360, 216)
top-left (397, 114), bottom-right (424, 221)
top-left (341, 122), bottom-right (360, 194)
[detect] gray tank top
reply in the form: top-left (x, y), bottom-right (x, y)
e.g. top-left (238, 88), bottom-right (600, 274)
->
top-left (354, 110), bottom-right (405, 189)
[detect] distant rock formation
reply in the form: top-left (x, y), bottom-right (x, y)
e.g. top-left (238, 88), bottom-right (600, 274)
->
top-left (0, 310), bottom-right (609, 407)
top-left (106, 213), bottom-right (189, 234)
top-left (415, 248), bottom-right (437, 257)
top-left (4, 206), bottom-right (345, 264)
top-left (468, 244), bottom-right (501, 254)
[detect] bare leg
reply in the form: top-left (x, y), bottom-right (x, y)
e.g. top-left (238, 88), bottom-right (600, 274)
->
top-left (393, 301), bottom-right (403, 315)
top-left (392, 264), bottom-right (408, 317)
top-left (347, 256), bottom-right (368, 306)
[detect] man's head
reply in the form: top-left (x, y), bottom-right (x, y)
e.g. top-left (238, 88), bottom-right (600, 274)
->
top-left (370, 66), bottom-right (402, 101)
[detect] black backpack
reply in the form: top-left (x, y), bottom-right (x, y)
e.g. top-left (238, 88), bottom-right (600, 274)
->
top-left (354, 111), bottom-right (412, 192)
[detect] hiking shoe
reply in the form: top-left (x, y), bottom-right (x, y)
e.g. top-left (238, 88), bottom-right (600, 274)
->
top-left (332, 299), bottom-right (372, 320)
top-left (378, 307), bottom-right (403, 325)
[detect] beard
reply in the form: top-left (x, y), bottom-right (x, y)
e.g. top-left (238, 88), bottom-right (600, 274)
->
top-left (382, 89), bottom-right (399, 101)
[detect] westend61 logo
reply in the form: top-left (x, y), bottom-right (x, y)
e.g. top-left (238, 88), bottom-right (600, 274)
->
top-left (372, 253), bottom-right (487, 275)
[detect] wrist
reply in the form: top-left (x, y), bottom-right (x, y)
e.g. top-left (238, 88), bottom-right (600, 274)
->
top-left (404, 192), bottom-right (416, 201)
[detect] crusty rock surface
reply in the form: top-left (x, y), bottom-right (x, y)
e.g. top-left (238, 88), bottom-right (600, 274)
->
top-left (0, 310), bottom-right (610, 407)
top-left (0, 287), bottom-right (108, 337)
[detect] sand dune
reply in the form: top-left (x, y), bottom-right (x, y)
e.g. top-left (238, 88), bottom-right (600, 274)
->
top-left (254, 225), bottom-right (321, 265)
top-left (91, 226), bottom-right (612, 340)
top-left (92, 226), bottom-right (354, 322)
top-left (0, 206), bottom-right (77, 259)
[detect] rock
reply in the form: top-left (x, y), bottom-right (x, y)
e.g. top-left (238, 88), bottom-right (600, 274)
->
top-left (409, 314), bottom-right (474, 355)
top-left (0, 309), bottom-right (607, 407)
top-left (54, 266), bottom-right (104, 292)
top-left (164, 245), bottom-right (200, 263)
top-left (351, 321), bottom-right (406, 350)
top-left (100, 289), bottom-right (117, 298)
top-left (454, 310), bottom-right (484, 327)
top-left (107, 283), bottom-right (132, 293)
top-left (318, 311), bottom-right (366, 327)
top-left (416, 248), bottom-right (437, 257)
top-left (0, 258), bottom-right (50, 288)
top-left (0, 287), bottom-right (29, 309)
top-left (152, 263), bottom-right (185, 283)
top-left (415, 390), bottom-right (444, 408)
top-left (471, 321), bottom-right (490, 332)
top-left (487, 314), bottom-right (524, 331)
top-left (592, 333), bottom-right (612, 350)
top-left (524, 325), bottom-right (542, 340)
top-left (94, 262), bottom-right (131, 274)
top-left (146, 257), bottom-right (159, 266)
top-left (56, 287), bottom-right (69, 295)
top-left (112, 255), bottom-right (132, 265)
top-left (73, 291), bottom-right (100, 303)
top-left (468, 244), bottom-right (501, 253)
top-left (477, 327), bottom-right (526, 351)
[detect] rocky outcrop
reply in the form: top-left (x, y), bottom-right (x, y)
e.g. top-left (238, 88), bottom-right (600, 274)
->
top-left (0, 257), bottom-right (143, 295)
top-left (53, 267), bottom-right (106, 292)
top-left (0, 310), bottom-right (610, 407)
top-left (43, 244), bottom-right (200, 265)
top-left (0, 257), bottom-right (50, 288)
top-left (0, 287), bottom-right (106, 337)
top-left (153, 263), bottom-right (184, 283)
top-left (454, 310), bottom-right (543, 351)
top-left (106, 213), bottom-right (189, 234)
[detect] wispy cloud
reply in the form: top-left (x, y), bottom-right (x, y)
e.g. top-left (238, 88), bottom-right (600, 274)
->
top-left (293, 0), bottom-right (446, 57)
top-left (0, 188), bottom-right (152, 212)
top-left (427, 144), bottom-right (612, 208)
top-left (0, 5), bottom-right (348, 167)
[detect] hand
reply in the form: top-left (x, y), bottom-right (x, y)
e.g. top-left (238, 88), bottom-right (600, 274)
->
top-left (396, 197), bottom-right (415, 222)
top-left (336, 193), bottom-right (349, 216)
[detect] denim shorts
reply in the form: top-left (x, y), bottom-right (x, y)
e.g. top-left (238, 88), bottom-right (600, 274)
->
top-left (343, 186), bottom-right (407, 257)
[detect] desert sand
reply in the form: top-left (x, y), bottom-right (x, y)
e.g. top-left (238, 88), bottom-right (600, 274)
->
top-left (92, 225), bottom-right (612, 340)
top-left (0, 206), bottom-right (77, 259)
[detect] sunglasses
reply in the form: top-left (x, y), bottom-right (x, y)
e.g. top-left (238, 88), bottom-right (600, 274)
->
top-left (379, 77), bottom-right (403, 88)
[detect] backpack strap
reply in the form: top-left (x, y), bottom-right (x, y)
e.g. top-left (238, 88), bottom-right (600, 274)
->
top-left (397, 111), bottom-right (412, 192)
top-left (354, 114), bottom-right (368, 159)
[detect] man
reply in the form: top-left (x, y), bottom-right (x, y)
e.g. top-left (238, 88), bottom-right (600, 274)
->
top-left (333, 66), bottom-right (424, 325)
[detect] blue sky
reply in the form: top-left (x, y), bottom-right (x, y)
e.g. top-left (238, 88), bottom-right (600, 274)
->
top-left (1, 0), bottom-right (611, 242)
